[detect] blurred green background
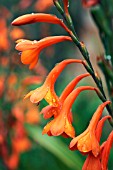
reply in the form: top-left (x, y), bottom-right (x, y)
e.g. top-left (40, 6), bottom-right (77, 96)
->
top-left (0, 0), bottom-right (113, 170)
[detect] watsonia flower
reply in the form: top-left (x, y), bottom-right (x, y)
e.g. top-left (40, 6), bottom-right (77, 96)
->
top-left (16, 36), bottom-right (72, 69)
top-left (42, 86), bottom-right (98, 138)
top-left (70, 101), bottom-right (111, 157)
top-left (41, 73), bottom-right (90, 119)
top-left (24, 59), bottom-right (83, 107)
top-left (12, 13), bottom-right (70, 33)
top-left (82, 115), bottom-right (111, 170)
top-left (101, 131), bottom-right (113, 170)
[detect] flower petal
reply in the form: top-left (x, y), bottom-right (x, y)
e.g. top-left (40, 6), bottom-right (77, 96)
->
top-left (95, 116), bottom-right (111, 142)
top-left (12, 13), bottom-right (70, 33)
top-left (12, 13), bottom-right (62, 25)
top-left (60, 73), bottom-right (90, 102)
top-left (29, 56), bottom-right (38, 69)
top-left (64, 118), bottom-right (75, 138)
top-left (21, 49), bottom-right (38, 64)
top-left (82, 153), bottom-right (101, 170)
top-left (41, 105), bottom-right (57, 119)
top-left (16, 39), bottom-right (38, 51)
top-left (50, 110), bottom-right (69, 136)
top-left (42, 120), bottom-right (54, 135)
top-left (101, 131), bottom-right (113, 170)
top-left (69, 129), bottom-right (89, 150)
top-left (30, 86), bottom-right (49, 103)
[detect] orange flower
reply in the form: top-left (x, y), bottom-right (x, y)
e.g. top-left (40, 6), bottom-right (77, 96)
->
top-left (0, 18), bottom-right (9, 51)
top-left (70, 101), bottom-right (111, 157)
top-left (12, 137), bottom-right (31, 153)
top-left (8, 74), bottom-right (17, 87)
top-left (10, 27), bottom-right (25, 40)
top-left (35, 0), bottom-right (53, 12)
top-left (82, 0), bottom-right (99, 8)
top-left (101, 131), bottom-right (113, 170)
top-left (82, 152), bottom-right (101, 170)
top-left (41, 73), bottom-right (90, 119)
top-left (0, 56), bottom-right (9, 67)
top-left (0, 76), bottom-right (5, 97)
top-left (6, 152), bottom-right (19, 170)
top-left (12, 100), bottom-right (40, 124)
top-left (19, 0), bottom-right (33, 10)
top-left (82, 115), bottom-right (111, 170)
top-left (16, 36), bottom-right (72, 69)
top-left (59, 73), bottom-right (90, 102)
top-left (24, 59), bottom-right (83, 106)
top-left (42, 86), bottom-right (98, 138)
top-left (12, 13), bottom-right (69, 32)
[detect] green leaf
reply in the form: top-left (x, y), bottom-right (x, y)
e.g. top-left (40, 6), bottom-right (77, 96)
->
top-left (25, 124), bottom-right (83, 170)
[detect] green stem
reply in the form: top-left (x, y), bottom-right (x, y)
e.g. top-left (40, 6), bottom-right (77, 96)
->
top-left (53, 0), bottom-right (113, 124)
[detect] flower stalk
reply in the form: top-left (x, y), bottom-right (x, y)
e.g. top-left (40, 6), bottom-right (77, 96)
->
top-left (53, 0), bottom-right (113, 125)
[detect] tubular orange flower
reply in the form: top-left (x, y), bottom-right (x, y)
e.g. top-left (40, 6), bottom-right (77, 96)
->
top-left (41, 73), bottom-right (90, 119)
top-left (42, 86), bottom-right (98, 138)
top-left (95, 116), bottom-right (111, 142)
top-left (35, 0), bottom-right (53, 12)
top-left (24, 59), bottom-right (83, 106)
top-left (70, 101), bottom-right (111, 157)
top-left (10, 27), bottom-right (25, 40)
top-left (12, 13), bottom-right (70, 32)
top-left (82, 115), bottom-right (111, 170)
top-left (16, 36), bottom-right (72, 69)
top-left (82, 0), bottom-right (99, 8)
top-left (101, 131), bottom-right (113, 170)
top-left (82, 153), bottom-right (101, 170)
top-left (60, 73), bottom-right (90, 102)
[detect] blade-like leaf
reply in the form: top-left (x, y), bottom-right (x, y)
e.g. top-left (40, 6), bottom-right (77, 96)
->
top-left (25, 124), bottom-right (83, 170)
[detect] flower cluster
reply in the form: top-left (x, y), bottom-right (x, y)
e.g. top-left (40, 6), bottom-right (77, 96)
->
top-left (12, 0), bottom-right (113, 169)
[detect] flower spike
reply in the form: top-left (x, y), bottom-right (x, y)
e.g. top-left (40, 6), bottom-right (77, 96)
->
top-left (24, 59), bottom-right (83, 106)
top-left (70, 101), bottom-right (111, 157)
top-left (16, 36), bottom-right (72, 69)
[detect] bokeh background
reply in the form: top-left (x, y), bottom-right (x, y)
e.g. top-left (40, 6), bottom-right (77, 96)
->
top-left (0, 0), bottom-right (113, 170)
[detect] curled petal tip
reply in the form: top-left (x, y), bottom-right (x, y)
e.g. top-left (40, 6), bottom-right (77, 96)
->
top-left (23, 91), bottom-right (33, 100)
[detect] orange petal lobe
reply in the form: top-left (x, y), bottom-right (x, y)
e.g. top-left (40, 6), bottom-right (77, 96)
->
top-left (50, 115), bottom-right (65, 136)
top-left (16, 39), bottom-right (38, 51)
top-left (21, 49), bottom-right (38, 64)
top-left (41, 105), bottom-right (57, 119)
top-left (82, 153), bottom-right (101, 170)
top-left (101, 131), bottom-right (113, 170)
top-left (30, 86), bottom-right (49, 103)
top-left (12, 13), bottom-right (64, 26)
top-left (64, 118), bottom-right (75, 138)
